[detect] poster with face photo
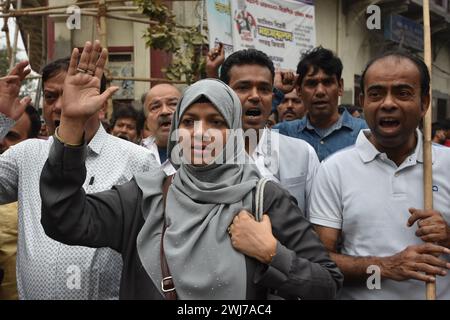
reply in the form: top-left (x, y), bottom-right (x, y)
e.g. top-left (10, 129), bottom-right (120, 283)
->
top-left (229, 0), bottom-right (315, 70)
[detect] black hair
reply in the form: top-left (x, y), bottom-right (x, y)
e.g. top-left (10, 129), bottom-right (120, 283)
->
top-left (360, 50), bottom-right (430, 98)
top-left (270, 108), bottom-right (279, 123)
top-left (296, 46), bottom-right (343, 86)
top-left (41, 56), bottom-right (107, 93)
top-left (339, 104), bottom-right (361, 115)
top-left (140, 91), bottom-right (148, 107)
top-left (24, 105), bottom-right (41, 138)
top-left (432, 122), bottom-right (444, 137)
top-left (219, 49), bottom-right (275, 85)
top-left (440, 119), bottom-right (450, 130)
top-left (110, 105), bottom-right (144, 134)
top-left (192, 95), bottom-right (211, 104)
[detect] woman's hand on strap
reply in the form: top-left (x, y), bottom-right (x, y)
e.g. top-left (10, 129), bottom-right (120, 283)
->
top-left (228, 210), bottom-right (277, 264)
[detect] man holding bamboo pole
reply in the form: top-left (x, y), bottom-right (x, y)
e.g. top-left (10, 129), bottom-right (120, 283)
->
top-left (309, 51), bottom-right (450, 299)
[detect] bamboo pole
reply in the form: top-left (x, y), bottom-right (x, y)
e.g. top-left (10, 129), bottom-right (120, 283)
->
top-left (0, 0), bottom-right (199, 13)
top-left (0, 7), bottom-right (141, 17)
top-left (9, 0), bottom-right (20, 70)
top-left (0, 10), bottom-right (165, 26)
top-left (0, 0), bottom-right (126, 13)
top-left (2, 0), bottom-right (12, 66)
top-left (108, 76), bottom-right (186, 84)
top-left (98, 0), bottom-right (108, 49)
top-left (422, 0), bottom-right (435, 301)
top-left (0, 7), bottom-right (193, 29)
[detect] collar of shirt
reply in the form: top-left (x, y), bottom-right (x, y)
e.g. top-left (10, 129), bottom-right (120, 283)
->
top-left (141, 136), bottom-right (160, 163)
top-left (298, 109), bottom-right (355, 134)
top-left (253, 127), bottom-right (269, 157)
top-left (87, 124), bottom-right (108, 155)
top-left (356, 128), bottom-right (434, 166)
top-left (141, 135), bottom-right (155, 149)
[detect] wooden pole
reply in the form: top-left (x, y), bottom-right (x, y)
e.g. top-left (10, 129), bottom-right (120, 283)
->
top-left (0, 0), bottom-right (126, 13)
top-left (2, 0), bottom-right (12, 67)
top-left (9, 0), bottom-right (20, 70)
top-left (422, 0), bottom-right (435, 301)
top-left (108, 76), bottom-right (186, 84)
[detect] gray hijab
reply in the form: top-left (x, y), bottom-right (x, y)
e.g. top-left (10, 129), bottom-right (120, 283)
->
top-left (135, 79), bottom-right (261, 299)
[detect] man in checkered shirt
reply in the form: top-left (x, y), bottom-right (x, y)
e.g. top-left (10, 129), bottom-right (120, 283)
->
top-left (0, 56), bottom-right (157, 299)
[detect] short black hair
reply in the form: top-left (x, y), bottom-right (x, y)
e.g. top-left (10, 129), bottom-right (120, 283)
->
top-left (296, 46), bottom-right (343, 86)
top-left (270, 109), bottom-right (279, 123)
top-left (110, 105), bottom-right (144, 135)
top-left (360, 50), bottom-right (430, 98)
top-left (432, 122), bottom-right (444, 137)
top-left (440, 119), bottom-right (450, 130)
top-left (339, 104), bottom-right (361, 115)
top-left (41, 56), bottom-right (107, 93)
top-left (24, 105), bottom-right (41, 138)
top-left (219, 49), bottom-right (275, 85)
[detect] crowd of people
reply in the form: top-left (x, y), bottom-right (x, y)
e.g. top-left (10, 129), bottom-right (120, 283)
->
top-left (0, 39), bottom-right (449, 300)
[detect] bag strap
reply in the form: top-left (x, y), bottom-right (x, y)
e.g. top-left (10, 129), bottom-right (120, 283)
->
top-left (160, 174), bottom-right (177, 300)
top-left (254, 178), bottom-right (269, 222)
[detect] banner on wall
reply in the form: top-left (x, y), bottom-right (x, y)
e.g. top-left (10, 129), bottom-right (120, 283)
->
top-left (207, 0), bottom-right (315, 70)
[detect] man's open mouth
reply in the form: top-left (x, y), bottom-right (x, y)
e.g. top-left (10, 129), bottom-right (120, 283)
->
top-left (379, 118), bottom-right (400, 128)
top-left (117, 134), bottom-right (129, 141)
top-left (312, 101), bottom-right (328, 107)
top-left (160, 121), bottom-right (171, 129)
top-left (245, 108), bottom-right (262, 117)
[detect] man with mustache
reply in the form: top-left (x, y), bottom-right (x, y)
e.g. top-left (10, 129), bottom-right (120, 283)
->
top-left (110, 105), bottom-right (143, 144)
top-left (0, 44), bottom-right (157, 299)
top-left (277, 88), bottom-right (305, 122)
top-left (219, 49), bottom-right (319, 216)
top-left (274, 46), bottom-right (367, 161)
top-left (141, 83), bottom-right (180, 175)
top-left (309, 51), bottom-right (450, 299)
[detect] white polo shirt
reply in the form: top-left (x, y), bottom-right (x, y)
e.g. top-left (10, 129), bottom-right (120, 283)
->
top-left (309, 129), bottom-right (450, 300)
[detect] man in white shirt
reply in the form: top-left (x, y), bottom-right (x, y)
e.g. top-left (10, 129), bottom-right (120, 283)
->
top-left (218, 49), bottom-right (319, 215)
top-left (309, 51), bottom-right (450, 299)
top-left (141, 83), bottom-right (180, 176)
top-left (0, 45), bottom-right (156, 299)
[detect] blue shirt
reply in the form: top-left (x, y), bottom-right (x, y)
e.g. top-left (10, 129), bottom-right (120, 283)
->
top-left (274, 110), bottom-right (368, 161)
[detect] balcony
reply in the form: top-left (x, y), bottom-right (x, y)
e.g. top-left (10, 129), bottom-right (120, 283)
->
top-left (343, 0), bottom-right (450, 50)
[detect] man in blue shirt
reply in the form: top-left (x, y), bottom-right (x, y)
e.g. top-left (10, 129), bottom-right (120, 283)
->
top-left (274, 47), bottom-right (367, 161)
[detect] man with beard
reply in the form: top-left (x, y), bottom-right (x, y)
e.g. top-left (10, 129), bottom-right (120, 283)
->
top-left (277, 88), bottom-right (306, 122)
top-left (309, 51), bottom-right (450, 299)
top-left (219, 49), bottom-right (319, 216)
top-left (0, 42), bottom-right (157, 299)
top-left (141, 83), bottom-right (180, 175)
top-left (110, 105), bottom-right (143, 144)
top-left (274, 47), bottom-right (367, 161)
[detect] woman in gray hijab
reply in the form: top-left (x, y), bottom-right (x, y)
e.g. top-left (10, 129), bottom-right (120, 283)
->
top-left (40, 77), bottom-right (343, 299)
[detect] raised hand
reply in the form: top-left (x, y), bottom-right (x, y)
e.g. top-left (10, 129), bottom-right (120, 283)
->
top-left (0, 60), bottom-right (31, 120)
top-left (62, 40), bottom-right (118, 122)
top-left (205, 43), bottom-right (225, 78)
top-left (274, 70), bottom-right (297, 94)
top-left (58, 40), bottom-right (118, 144)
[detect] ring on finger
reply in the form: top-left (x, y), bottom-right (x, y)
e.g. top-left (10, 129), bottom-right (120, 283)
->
top-left (77, 67), bottom-right (88, 74)
top-left (86, 69), bottom-right (95, 76)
